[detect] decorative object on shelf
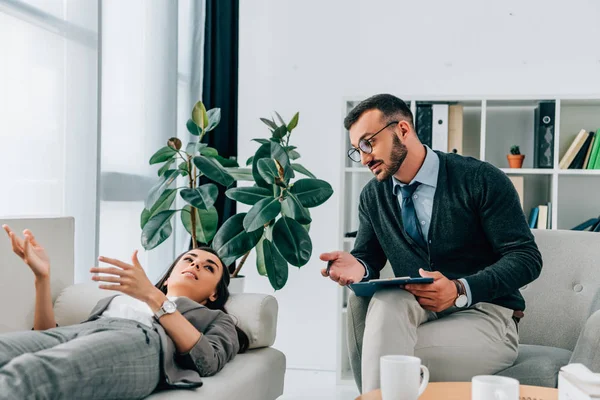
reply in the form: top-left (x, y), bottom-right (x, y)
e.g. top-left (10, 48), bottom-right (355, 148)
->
top-left (507, 145), bottom-right (525, 168)
top-left (212, 112), bottom-right (335, 290)
top-left (533, 101), bottom-right (555, 168)
top-left (140, 100), bottom-right (237, 251)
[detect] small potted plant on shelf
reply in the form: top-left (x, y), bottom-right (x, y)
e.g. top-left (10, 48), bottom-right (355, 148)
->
top-left (507, 145), bottom-right (525, 168)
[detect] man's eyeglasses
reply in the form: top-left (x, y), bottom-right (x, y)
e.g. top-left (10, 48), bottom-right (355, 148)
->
top-left (347, 121), bottom-right (399, 163)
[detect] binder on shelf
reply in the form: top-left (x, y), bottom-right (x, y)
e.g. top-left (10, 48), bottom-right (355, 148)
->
top-left (546, 202), bottom-right (552, 229)
top-left (534, 101), bottom-right (555, 168)
top-left (559, 129), bottom-right (588, 169)
top-left (431, 104), bottom-right (449, 152)
top-left (569, 131), bottom-right (595, 169)
top-left (537, 205), bottom-right (548, 230)
top-left (416, 104), bottom-right (433, 148)
top-left (447, 105), bottom-right (464, 154)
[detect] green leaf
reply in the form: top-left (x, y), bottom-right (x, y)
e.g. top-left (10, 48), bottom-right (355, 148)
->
top-left (281, 192), bottom-right (312, 225)
top-left (291, 163), bottom-right (316, 178)
top-left (224, 167), bottom-right (254, 181)
top-left (186, 119), bottom-right (202, 136)
top-left (214, 155), bottom-right (239, 168)
top-left (225, 186), bottom-right (272, 205)
top-left (141, 210), bottom-right (176, 250)
top-left (243, 197), bottom-right (281, 232)
top-left (206, 108), bottom-right (221, 132)
top-left (178, 162), bottom-right (189, 176)
top-left (145, 170), bottom-right (180, 210)
top-left (260, 118), bottom-right (278, 130)
top-left (272, 126), bottom-right (287, 140)
top-left (255, 236), bottom-right (267, 276)
top-left (212, 213), bottom-right (264, 266)
top-left (274, 111), bottom-right (285, 126)
top-left (140, 208), bottom-right (151, 229)
top-left (245, 155), bottom-right (254, 166)
top-left (287, 112), bottom-right (299, 131)
top-left (263, 239), bottom-right (288, 290)
top-left (180, 184), bottom-right (218, 210)
top-left (272, 216), bottom-right (312, 267)
top-left (252, 138), bottom-right (271, 145)
top-left (290, 178), bottom-right (333, 208)
top-left (150, 188), bottom-right (177, 216)
top-left (192, 101), bottom-right (209, 131)
top-left (158, 158), bottom-right (175, 176)
top-left (288, 150), bottom-right (301, 160)
top-left (181, 205), bottom-right (218, 244)
top-left (200, 146), bottom-right (219, 157)
top-left (257, 159), bottom-right (280, 185)
top-left (283, 146), bottom-right (297, 151)
top-left (186, 142), bottom-right (207, 155)
top-left (252, 141), bottom-right (294, 188)
top-left (149, 146), bottom-right (177, 165)
top-left (193, 156), bottom-right (235, 187)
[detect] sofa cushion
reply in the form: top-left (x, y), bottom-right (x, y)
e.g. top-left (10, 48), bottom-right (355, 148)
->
top-left (53, 283), bottom-right (277, 349)
top-left (496, 344), bottom-right (572, 388)
top-left (145, 347), bottom-right (285, 400)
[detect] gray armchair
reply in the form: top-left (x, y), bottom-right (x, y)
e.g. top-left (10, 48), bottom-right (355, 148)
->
top-left (347, 229), bottom-right (600, 389)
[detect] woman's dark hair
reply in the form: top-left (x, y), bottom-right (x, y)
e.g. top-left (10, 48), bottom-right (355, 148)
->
top-left (155, 246), bottom-right (250, 353)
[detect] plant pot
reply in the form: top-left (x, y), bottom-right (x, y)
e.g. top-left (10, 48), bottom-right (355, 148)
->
top-left (228, 275), bottom-right (245, 294)
top-left (507, 154), bottom-right (525, 168)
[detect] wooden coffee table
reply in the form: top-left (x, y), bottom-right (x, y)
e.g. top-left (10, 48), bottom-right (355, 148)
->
top-left (356, 382), bottom-right (558, 400)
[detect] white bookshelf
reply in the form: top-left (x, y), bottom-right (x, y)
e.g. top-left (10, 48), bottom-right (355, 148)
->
top-left (336, 95), bottom-right (600, 384)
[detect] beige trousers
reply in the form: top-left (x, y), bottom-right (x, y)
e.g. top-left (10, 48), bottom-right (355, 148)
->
top-left (349, 289), bottom-right (519, 393)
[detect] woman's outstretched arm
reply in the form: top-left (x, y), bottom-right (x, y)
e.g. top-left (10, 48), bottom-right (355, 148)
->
top-left (2, 225), bottom-right (56, 330)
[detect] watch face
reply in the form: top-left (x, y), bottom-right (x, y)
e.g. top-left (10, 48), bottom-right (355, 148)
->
top-left (163, 300), bottom-right (177, 313)
top-left (455, 295), bottom-right (468, 308)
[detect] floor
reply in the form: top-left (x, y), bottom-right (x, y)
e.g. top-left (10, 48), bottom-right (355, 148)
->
top-left (278, 369), bottom-right (360, 400)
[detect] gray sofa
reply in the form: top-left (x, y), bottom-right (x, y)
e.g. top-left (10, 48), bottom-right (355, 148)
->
top-left (347, 229), bottom-right (600, 388)
top-left (0, 217), bottom-right (286, 400)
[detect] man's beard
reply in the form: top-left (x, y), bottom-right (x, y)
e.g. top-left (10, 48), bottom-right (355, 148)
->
top-left (372, 135), bottom-right (407, 181)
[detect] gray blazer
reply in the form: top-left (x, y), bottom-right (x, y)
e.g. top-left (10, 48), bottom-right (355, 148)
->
top-left (85, 295), bottom-right (240, 389)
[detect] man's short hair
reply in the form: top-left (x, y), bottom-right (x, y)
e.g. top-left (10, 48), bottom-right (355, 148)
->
top-left (344, 94), bottom-right (414, 131)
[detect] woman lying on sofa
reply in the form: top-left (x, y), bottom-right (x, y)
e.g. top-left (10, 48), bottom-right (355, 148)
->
top-left (1, 224), bottom-right (249, 400)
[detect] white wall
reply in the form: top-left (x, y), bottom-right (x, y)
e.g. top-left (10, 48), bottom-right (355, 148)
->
top-left (238, 0), bottom-right (600, 371)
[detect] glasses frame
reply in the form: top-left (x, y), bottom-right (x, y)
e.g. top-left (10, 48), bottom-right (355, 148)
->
top-left (347, 120), bottom-right (399, 163)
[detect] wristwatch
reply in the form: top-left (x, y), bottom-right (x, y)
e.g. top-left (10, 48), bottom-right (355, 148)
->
top-left (453, 280), bottom-right (468, 308)
top-left (153, 299), bottom-right (177, 321)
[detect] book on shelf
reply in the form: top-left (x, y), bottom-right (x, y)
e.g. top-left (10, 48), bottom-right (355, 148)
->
top-left (582, 133), bottom-right (596, 169)
top-left (508, 176), bottom-right (524, 209)
top-left (416, 104), bottom-right (433, 148)
top-left (537, 204), bottom-right (548, 230)
top-left (559, 129), bottom-right (588, 169)
top-left (588, 128), bottom-right (600, 169)
top-left (529, 207), bottom-right (539, 229)
top-left (571, 217), bottom-right (600, 231)
top-left (447, 105), bottom-right (464, 155)
top-left (569, 131), bottom-right (595, 169)
top-left (533, 101), bottom-right (555, 168)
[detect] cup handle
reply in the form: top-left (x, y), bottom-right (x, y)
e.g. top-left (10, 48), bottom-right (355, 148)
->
top-left (418, 365), bottom-right (430, 396)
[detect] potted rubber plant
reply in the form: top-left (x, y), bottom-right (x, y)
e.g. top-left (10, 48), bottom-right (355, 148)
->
top-left (211, 112), bottom-right (334, 291)
top-left (140, 101), bottom-right (237, 251)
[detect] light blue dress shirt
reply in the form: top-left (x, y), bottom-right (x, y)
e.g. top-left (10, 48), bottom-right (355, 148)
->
top-left (361, 146), bottom-right (472, 306)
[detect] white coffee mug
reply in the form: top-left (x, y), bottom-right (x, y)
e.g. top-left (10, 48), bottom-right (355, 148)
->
top-left (471, 375), bottom-right (519, 400)
top-left (380, 355), bottom-right (429, 400)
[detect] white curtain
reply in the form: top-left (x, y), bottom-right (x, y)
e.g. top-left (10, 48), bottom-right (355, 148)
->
top-left (0, 0), bottom-right (99, 283)
top-left (98, 0), bottom-right (205, 282)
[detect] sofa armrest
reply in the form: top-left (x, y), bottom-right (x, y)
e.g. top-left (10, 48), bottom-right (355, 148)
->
top-left (226, 293), bottom-right (278, 350)
top-left (53, 283), bottom-right (278, 350)
top-left (570, 309), bottom-right (600, 372)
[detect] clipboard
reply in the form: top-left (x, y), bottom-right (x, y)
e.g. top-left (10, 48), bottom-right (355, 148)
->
top-left (349, 276), bottom-right (434, 297)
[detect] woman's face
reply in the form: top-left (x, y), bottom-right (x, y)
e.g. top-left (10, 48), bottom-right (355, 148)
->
top-left (164, 249), bottom-right (224, 304)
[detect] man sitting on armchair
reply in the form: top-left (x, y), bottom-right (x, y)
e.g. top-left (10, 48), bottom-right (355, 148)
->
top-left (320, 94), bottom-right (543, 393)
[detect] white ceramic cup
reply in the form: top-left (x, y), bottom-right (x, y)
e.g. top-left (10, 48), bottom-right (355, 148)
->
top-left (380, 355), bottom-right (429, 400)
top-left (471, 375), bottom-right (519, 400)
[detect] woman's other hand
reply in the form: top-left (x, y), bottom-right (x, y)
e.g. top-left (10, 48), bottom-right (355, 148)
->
top-left (2, 225), bottom-right (50, 279)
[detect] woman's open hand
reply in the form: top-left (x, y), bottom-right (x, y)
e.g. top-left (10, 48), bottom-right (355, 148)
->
top-left (90, 250), bottom-right (160, 304)
top-left (2, 225), bottom-right (50, 279)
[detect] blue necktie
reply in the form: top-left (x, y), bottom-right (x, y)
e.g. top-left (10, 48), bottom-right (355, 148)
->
top-left (400, 182), bottom-right (427, 250)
